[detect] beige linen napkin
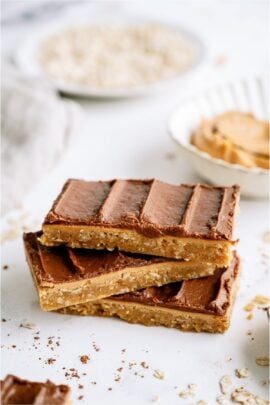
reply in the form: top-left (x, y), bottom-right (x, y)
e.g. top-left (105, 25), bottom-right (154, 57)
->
top-left (1, 70), bottom-right (80, 214)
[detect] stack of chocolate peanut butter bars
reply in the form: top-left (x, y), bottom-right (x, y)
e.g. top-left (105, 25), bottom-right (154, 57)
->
top-left (24, 179), bottom-right (240, 333)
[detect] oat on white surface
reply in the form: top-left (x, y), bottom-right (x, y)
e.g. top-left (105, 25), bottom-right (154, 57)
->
top-left (256, 357), bottom-right (269, 366)
top-left (231, 387), bottom-right (269, 404)
top-left (19, 322), bottom-right (36, 330)
top-left (219, 375), bottom-right (232, 394)
top-left (235, 368), bottom-right (250, 378)
top-left (153, 370), bottom-right (165, 380)
top-left (39, 23), bottom-right (196, 89)
top-left (216, 394), bottom-right (228, 404)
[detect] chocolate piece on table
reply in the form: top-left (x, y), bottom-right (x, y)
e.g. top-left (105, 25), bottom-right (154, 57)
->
top-left (24, 232), bottom-right (216, 311)
top-left (60, 252), bottom-right (240, 334)
top-left (40, 179), bottom-right (239, 266)
top-left (0, 374), bottom-right (70, 405)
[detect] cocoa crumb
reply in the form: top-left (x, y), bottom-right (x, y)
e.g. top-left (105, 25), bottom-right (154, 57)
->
top-left (91, 381), bottom-right (97, 385)
top-left (80, 355), bottom-right (90, 364)
top-left (108, 387), bottom-right (112, 391)
top-left (19, 322), bottom-right (36, 329)
top-left (11, 345), bottom-right (16, 348)
top-left (78, 384), bottom-right (84, 389)
top-left (117, 367), bottom-right (123, 372)
top-left (141, 361), bottom-right (149, 369)
top-left (2, 319), bottom-right (7, 322)
top-left (92, 342), bottom-right (100, 352)
top-left (46, 358), bottom-right (56, 365)
top-left (2, 264), bottom-right (9, 270)
top-left (78, 395), bottom-right (84, 400)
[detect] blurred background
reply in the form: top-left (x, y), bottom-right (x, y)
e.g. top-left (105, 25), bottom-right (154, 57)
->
top-left (1, 0), bottom-right (269, 215)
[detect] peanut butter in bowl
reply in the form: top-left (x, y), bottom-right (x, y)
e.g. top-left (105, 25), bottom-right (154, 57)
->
top-left (191, 111), bottom-right (269, 169)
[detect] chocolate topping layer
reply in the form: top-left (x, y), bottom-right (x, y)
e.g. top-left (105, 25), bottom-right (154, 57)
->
top-left (111, 252), bottom-right (239, 315)
top-left (24, 232), bottom-right (172, 285)
top-left (0, 375), bottom-right (70, 405)
top-left (44, 179), bottom-right (240, 240)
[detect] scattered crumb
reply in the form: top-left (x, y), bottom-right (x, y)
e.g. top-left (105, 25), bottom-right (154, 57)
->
top-left (2, 265), bottom-right (9, 270)
top-left (121, 349), bottom-right (126, 354)
top-left (19, 322), bottom-right (36, 329)
top-left (46, 358), bottom-right (56, 365)
top-left (151, 395), bottom-right (160, 402)
top-left (92, 341), bottom-right (100, 352)
top-left (2, 319), bottom-right (7, 322)
top-left (80, 355), bottom-right (90, 364)
top-left (244, 295), bottom-right (270, 320)
top-left (164, 152), bottom-right (176, 160)
top-left (11, 345), bottom-right (16, 348)
top-left (178, 390), bottom-right (189, 399)
top-left (188, 383), bottom-right (197, 394)
top-left (231, 387), bottom-right (268, 404)
top-left (261, 306), bottom-right (270, 319)
top-left (263, 231), bottom-right (270, 243)
top-left (78, 395), bottom-right (84, 401)
top-left (235, 368), bottom-right (250, 378)
top-left (91, 381), bottom-right (97, 385)
top-left (219, 375), bottom-right (232, 394)
top-left (178, 383), bottom-right (197, 399)
top-left (108, 387), bottom-right (112, 391)
top-left (78, 384), bottom-right (84, 389)
top-left (216, 395), bottom-right (227, 404)
top-left (244, 303), bottom-right (256, 312)
top-left (254, 295), bottom-right (270, 305)
top-left (153, 370), bottom-right (165, 380)
top-left (117, 367), bottom-right (123, 373)
top-left (260, 380), bottom-right (268, 386)
top-left (141, 361), bottom-right (149, 369)
top-left (197, 401), bottom-right (207, 405)
top-left (256, 356), bottom-right (269, 366)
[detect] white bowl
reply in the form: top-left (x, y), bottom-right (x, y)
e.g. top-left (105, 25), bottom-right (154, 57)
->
top-left (14, 15), bottom-right (205, 99)
top-left (168, 76), bottom-right (269, 198)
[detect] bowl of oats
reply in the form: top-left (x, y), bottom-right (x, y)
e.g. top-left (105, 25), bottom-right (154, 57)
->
top-left (14, 17), bottom-right (205, 98)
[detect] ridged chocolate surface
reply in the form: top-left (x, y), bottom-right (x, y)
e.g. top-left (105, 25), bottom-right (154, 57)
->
top-left (24, 232), bottom-right (172, 285)
top-left (112, 252), bottom-right (239, 315)
top-left (44, 179), bottom-right (239, 240)
top-left (0, 375), bottom-right (70, 405)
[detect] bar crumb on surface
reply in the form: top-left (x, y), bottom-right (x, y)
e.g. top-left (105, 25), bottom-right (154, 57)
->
top-left (153, 370), bottom-right (165, 380)
top-left (219, 375), bottom-right (232, 394)
top-left (256, 356), bottom-right (269, 366)
top-left (235, 368), bottom-right (250, 378)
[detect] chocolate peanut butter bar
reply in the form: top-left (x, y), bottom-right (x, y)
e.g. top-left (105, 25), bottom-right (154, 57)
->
top-left (0, 375), bottom-right (71, 405)
top-left (60, 252), bottom-right (240, 334)
top-left (24, 232), bottom-right (216, 311)
top-left (40, 179), bottom-right (239, 266)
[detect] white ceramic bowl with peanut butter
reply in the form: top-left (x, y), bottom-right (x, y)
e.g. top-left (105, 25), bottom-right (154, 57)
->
top-left (168, 77), bottom-right (269, 198)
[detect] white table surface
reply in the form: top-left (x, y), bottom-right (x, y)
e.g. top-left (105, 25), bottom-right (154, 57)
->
top-left (1, 1), bottom-right (269, 404)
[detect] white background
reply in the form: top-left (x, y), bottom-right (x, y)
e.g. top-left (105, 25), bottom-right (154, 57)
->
top-left (1, 1), bottom-right (269, 404)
